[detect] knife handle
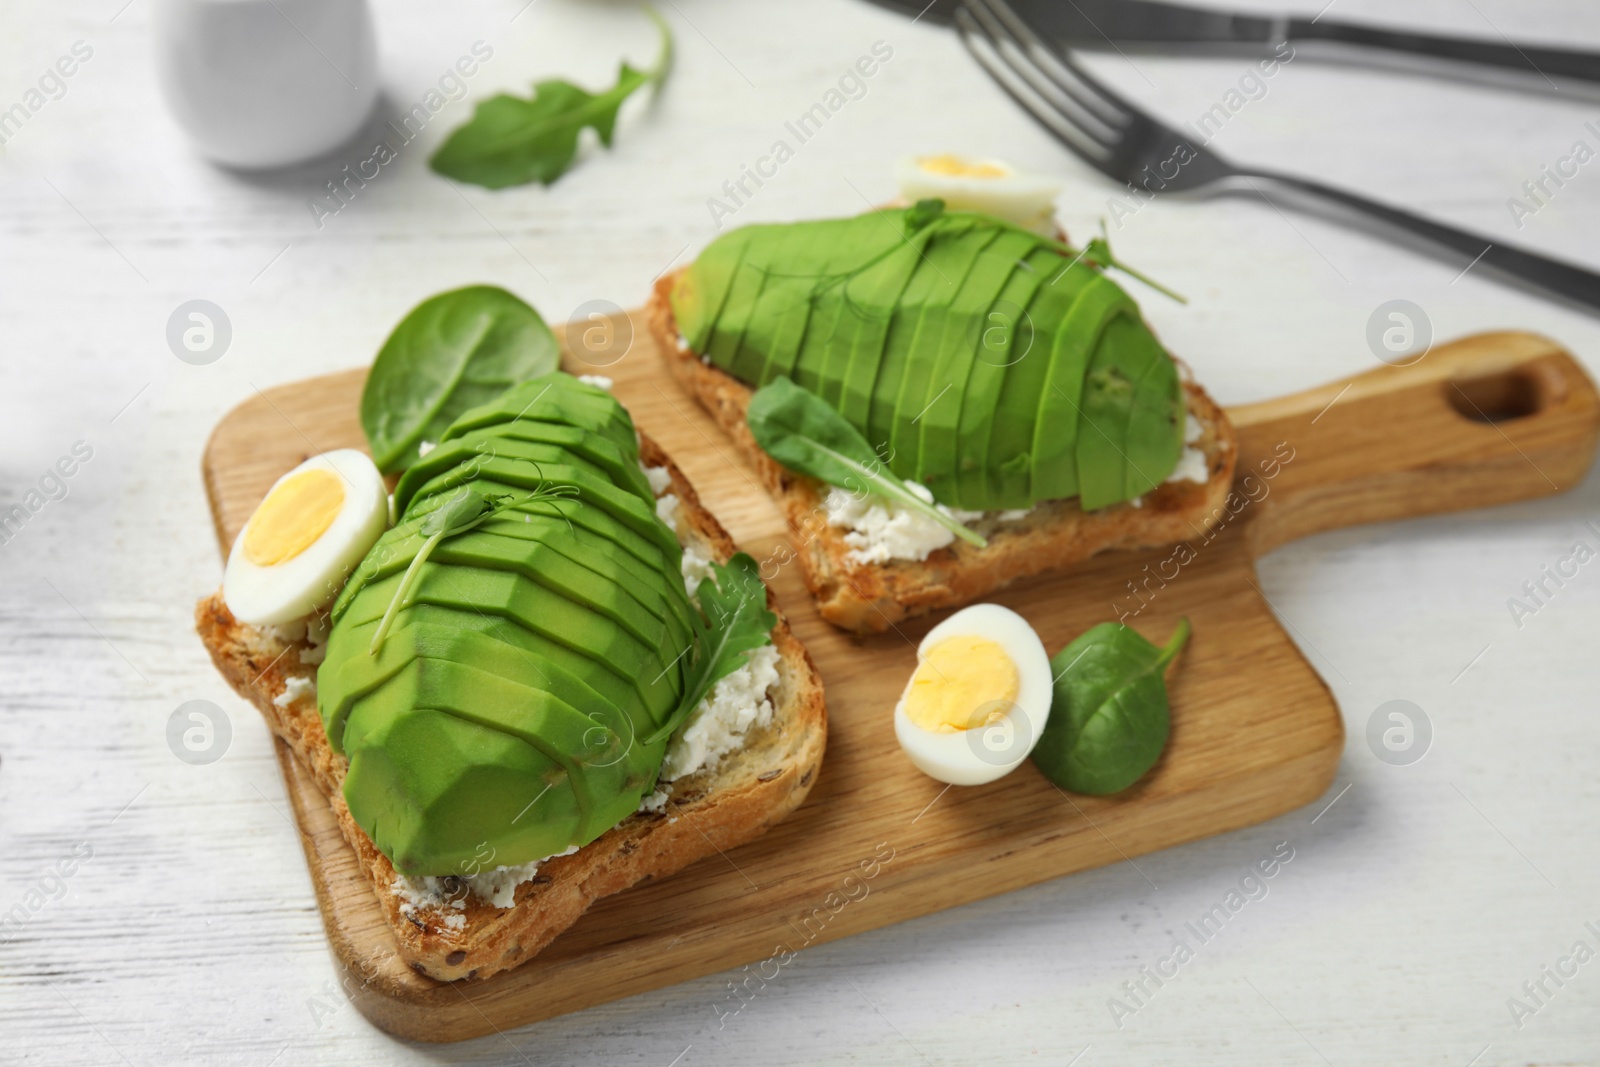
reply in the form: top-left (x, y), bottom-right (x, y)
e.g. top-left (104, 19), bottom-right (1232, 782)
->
top-left (1246, 169), bottom-right (1600, 315)
top-left (1287, 17), bottom-right (1600, 86)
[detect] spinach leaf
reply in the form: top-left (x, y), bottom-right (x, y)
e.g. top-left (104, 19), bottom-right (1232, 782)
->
top-left (1031, 618), bottom-right (1190, 795)
top-left (360, 285), bottom-right (558, 473)
top-left (746, 376), bottom-right (987, 548)
top-left (429, 8), bottom-right (672, 189)
top-left (643, 552), bottom-right (777, 745)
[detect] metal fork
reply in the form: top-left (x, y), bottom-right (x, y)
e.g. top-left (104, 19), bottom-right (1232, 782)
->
top-left (954, 0), bottom-right (1600, 314)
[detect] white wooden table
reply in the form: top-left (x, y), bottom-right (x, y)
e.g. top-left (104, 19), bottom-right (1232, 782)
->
top-left (5, 0), bottom-right (1600, 1062)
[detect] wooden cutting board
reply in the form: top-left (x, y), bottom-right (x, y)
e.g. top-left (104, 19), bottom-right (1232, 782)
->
top-left (201, 324), bottom-right (1599, 1041)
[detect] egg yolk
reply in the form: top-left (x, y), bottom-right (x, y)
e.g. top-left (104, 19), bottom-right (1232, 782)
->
top-left (917, 154), bottom-right (1009, 180)
top-left (243, 468), bottom-right (345, 566)
top-left (903, 635), bottom-right (1020, 733)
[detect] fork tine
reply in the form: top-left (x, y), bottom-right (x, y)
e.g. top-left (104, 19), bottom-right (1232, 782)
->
top-left (974, 0), bottom-right (1137, 130)
top-left (959, 0), bottom-right (1124, 147)
top-left (953, 6), bottom-right (1118, 165)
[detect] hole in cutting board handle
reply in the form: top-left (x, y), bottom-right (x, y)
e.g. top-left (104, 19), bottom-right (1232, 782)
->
top-left (1445, 368), bottom-right (1546, 424)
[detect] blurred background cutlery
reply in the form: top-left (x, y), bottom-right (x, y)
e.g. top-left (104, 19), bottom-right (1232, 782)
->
top-left (873, 0), bottom-right (1600, 93)
top-left (881, 0), bottom-right (1600, 313)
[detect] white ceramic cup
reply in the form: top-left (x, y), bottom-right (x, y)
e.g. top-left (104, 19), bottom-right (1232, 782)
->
top-left (152, 0), bottom-right (379, 169)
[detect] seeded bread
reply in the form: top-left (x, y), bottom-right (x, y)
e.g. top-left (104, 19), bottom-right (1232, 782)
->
top-left (649, 271), bottom-right (1239, 634)
top-left (194, 433), bottom-right (827, 983)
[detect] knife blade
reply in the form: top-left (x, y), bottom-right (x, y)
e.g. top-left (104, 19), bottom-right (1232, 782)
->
top-left (865, 0), bottom-right (1600, 90)
top-left (861, 0), bottom-right (1276, 39)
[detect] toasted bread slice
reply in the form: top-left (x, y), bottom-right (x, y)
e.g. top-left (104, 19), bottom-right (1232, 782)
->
top-left (195, 433), bottom-right (826, 983)
top-left (648, 271), bottom-right (1238, 634)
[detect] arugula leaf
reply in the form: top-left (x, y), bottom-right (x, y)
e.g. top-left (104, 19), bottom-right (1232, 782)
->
top-left (361, 285), bottom-right (559, 473)
top-left (745, 376), bottom-right (987, 548)
top-left (367, 485), bottom-right (574, 655)
top-left (643, 552), bottom-right (776, 746)
top-left (430, 8), bottom-right (673, 189)
top-left (1030, 618), bottom-right (1189, 795)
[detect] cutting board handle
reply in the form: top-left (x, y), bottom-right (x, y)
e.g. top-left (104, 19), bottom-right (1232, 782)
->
top-left (1227, 331), bottom-right (1600, 557)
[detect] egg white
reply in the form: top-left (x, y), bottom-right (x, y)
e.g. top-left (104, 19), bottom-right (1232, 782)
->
top-left (894, 603), bottom-right (1052, 786)
top-left (223, 449), bottom-right (389, 626)
top-left (895, 155), bottom-right (1062, 234)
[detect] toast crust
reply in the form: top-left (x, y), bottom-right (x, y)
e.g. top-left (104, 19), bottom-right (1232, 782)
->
top-left (648, 270), bottom-right (1239, 634)
top-left (195, 433), bottom-right (827, 983)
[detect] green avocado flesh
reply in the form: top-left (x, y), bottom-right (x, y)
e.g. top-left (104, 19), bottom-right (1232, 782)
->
top-left (318, 373), bottom-right (696, 876)
top-left (670, 206), bottom-right (1184, 510)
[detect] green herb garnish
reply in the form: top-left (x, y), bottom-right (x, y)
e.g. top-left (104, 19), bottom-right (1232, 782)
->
top-left (643, 552), bottom-right (776, 746)
top-left (745, 376), bottom-right (987, 548)
top-left (1079, 224), bottom-right (1185, 304)
top-left (360, 285), bottom-right (559, 473)
top-left (430, 7), bottom-right (672, 189)
top-left (1031, 618), bottom-right (1190, 794)
top-left (367, 484), bottom-right (574, 655)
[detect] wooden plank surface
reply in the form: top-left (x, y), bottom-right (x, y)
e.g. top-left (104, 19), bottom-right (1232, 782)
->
top-left (200, 323), bottom-right (1599, 1041)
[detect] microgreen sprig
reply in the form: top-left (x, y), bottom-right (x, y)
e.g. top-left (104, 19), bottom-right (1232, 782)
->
top-left (367, 483), bottom-right (577, 655)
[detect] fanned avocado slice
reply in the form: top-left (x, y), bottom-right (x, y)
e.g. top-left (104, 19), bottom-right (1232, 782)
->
top-left (393, 652), bottom-right (662, 844)
top-left (867, 256), bottom-right (940, 453)
top-left (704, 237), bottom-right (774, 373)
top-left (1028, 272), bottom-right (1135, 502)
top-left (789, 276), bottom-right (843, 400)
top-left (438, 375), bottom-right (635, 452)
top-left (410, 634), bottom-right (665, 808)
top-left (1121, 341), bottom-right (1185, 500)
top-left (952, 245), bottom-right (1051, 509)
top-left (434, 407), bottom-right (636, 463)
top-left (345, 656), bottom-right (656, 841)
top-left (820, 211), bottom-right (930, 414)
top-left (790, 216), bottom-right (913, 406)
top-left (335, 562), bottom-right (683, 724)
top-left (475, 417), bottom-right (643, 470)
top-left (341, 706), bottom-right (574, 875)
top-left (403, 462), bottom-right (680, 561)
top-left (430, 534), bottom-right (676, 651)
top-left (404, 421), bottom-right (654, 504)
top-left (1074, 311), bottom-right (1169, 510)
top-left (395, 489), bottom-right (684, 612)
top-left (398, 439), bottom-right (615, 510)
top-left (834, 229), bottom-right (930, 435)
top-left (756, 219), bottom-right (863, 388)
top-left (319, 607), bottom-right (660, 752)
top-left (671, 228), bottom-right (752, 353)
top-left (886, 225), bottom-right (1001, 487)
top-left (502, 514), bottom-right (699, 635)
top-left (319, 620), bottom-right (658, 757)
top-left (456, 515), bottom-right (698, 644)
top-left (337, 557), bottom-right (683, 697)
top-left (867, 216), bottom-right (982, 452)
top-left (448, 371), bottom-right (631, 427)
top-left (337, 479), bottom-right (683, 624)
top-left (420, 562), bottom-right (686, 716)
top-left (510, 493), bottom-right (676, 579)
top-left (983, 250), bottom-right (1090, 507)
top-left (916, 229), bottom-right (1039, 505)
top-left (729, 221), bottom-right (818, 387)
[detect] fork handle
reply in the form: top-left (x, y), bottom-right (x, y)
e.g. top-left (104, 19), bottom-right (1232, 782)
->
top-left (1243, 170), bottom-right (1600, 314)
